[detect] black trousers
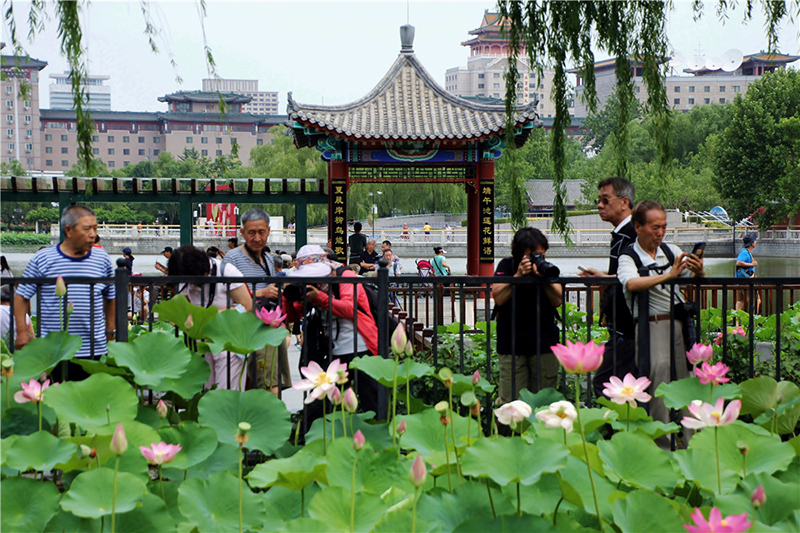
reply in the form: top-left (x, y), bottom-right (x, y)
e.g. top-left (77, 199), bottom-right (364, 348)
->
top-left (591, 336), bottom-right (637, 401)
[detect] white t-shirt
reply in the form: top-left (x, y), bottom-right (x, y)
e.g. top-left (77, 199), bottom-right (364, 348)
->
top-left (180, 258), bottom-right (245, 311)
top-left (617, 240), bottom-right (689, 316)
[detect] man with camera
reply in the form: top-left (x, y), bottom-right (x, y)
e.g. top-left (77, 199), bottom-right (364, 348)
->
top-left (579, 177), bottom-right (639, 399)
top-left (492, 228), bottom-right (563, 402)
top-left (221, 208), bottom-right (291, 394)
top-left (617, 200), bottom-right (705, 447)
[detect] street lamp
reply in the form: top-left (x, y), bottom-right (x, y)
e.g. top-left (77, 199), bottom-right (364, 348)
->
top-left (368, 191), bottom-right (382, 239)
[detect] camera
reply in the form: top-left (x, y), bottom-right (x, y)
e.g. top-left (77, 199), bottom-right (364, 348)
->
top-left (527, 254), bottom-right (560, 282)
top-left (283, 283), bottom-right (310, 303)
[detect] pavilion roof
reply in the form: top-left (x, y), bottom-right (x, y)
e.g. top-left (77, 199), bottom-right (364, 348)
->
top-left (287, 49), bottom-right (539, 145)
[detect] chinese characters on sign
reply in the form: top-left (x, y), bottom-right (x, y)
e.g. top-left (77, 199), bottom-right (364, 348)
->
top-left (331, 180), bottom-right (348, 262)
top-left (478, 181), bottom-right (494, 262)
top-left (348, 165), bottom-right (475, 181)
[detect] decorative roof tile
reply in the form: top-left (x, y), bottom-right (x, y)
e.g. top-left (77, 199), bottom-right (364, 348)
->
top-left (288, 51), bottom-right (539, 143)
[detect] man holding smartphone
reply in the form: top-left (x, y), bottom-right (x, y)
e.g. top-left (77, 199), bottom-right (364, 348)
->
top-left (579, 177), bottom-right (638, 399)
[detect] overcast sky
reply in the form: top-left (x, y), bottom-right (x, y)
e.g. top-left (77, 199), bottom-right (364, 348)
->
top-left (6, 1), bottom-right (799, 113)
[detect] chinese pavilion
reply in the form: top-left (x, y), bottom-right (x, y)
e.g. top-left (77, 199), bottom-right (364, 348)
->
top-left (287, 25), bottom-right (540, 276)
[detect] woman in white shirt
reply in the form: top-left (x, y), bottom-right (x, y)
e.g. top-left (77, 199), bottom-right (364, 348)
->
top-left (168, 246), bottom-right (253, 391)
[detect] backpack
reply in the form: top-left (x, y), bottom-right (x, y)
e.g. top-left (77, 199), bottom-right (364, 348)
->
top-left (332, 266), bottom-right (400, 342)
top-left (298, 308), bottom-right (330, 369)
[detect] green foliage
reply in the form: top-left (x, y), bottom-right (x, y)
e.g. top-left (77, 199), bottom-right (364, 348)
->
top-left (1, 477), bottom-right (61, 533)
top-left (0, 232), bottom-right (51, 246)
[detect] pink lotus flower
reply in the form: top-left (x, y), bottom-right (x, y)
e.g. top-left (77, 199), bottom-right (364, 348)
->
top-left (256, 307), bottom-right (286, 328)
top-left (732, 326), bottom-right (746, 337)
top-left (714, 333), bottom-right (723, 346)
top-left (352, 430), bottom-right (365, 451)
top-left (751, 485), bottom-right (766, 508)
top-left (695, 361), bottom-right (731, 386)
top-left (494, 400), bottom-right (532, 429)
top-left (397, 420), bottom-right (407, 435)
top-left (684, 507), bottom-right (752, 533)
top-left (343, 387), bottom-right (358, 413)
top-left (14, 378), bottom-right (56, 404)
top-left (391, 323), bottom-right (407, 355)
top-left (602, 373), bottom-right (652, 407)
top-left (156, 400), bottom-right (168, 419)
top-left (686, 343), bottom-right (714, 365)
top-left (292, 359), bottom-right (343, 404)
top-left (405, 340), bottom-right (414, 357)
top-left (535, 401), bottom-right (578, 433)
top-left (551, 340), bottom-right (604, 375)
top-left (67, 301), bottom-right (74, 315)
top-left (55, 275), bottom-right (67, 297)
top-left (139, 442), bottom-right (182, 465)
top-left (681, 398), bottom-right (741, 430)
top-left (409, 453), bottom-right (427, 488)
top-left (328, 387), bottom-right (342, 406)
top-left (472, 370), bottom-right (481, 385)
top-left (110, 423), bottom-right (128, 455)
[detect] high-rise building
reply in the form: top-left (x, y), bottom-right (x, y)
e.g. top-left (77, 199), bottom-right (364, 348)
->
top-left (571, 52), bottom-right (800, 117)
top-left (444, 11), bottom-right (567, 119)
top-left (49, 72), bottom-right (111, 111)
top-left (1, 53), bottom-right (47, 171)
top-left (202, 78), bottom-right (279, 115)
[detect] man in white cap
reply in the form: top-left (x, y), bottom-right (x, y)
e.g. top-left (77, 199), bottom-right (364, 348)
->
top-left (282, 245), bottom-right (380, 416)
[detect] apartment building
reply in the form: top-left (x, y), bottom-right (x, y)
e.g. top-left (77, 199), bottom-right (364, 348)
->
top-left (1, 55), bottom-right (47, 170)
top-left (444, 11), bottom-right (565, 118)
top-left (202, 78), bottom-right (279, 115)
top-left (49, 72), bottom-right (111, 111)
top-left (571, 52), bottom-right (799, 117)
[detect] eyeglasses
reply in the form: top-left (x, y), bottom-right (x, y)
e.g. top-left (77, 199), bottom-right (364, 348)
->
top-left (594, 196), bottom-right (625, 206)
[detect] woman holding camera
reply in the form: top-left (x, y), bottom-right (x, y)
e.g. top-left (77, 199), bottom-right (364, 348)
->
top-left (168, 246), bottom-right (253, 391)
top-left (491, 227), bottom-right (563, 403)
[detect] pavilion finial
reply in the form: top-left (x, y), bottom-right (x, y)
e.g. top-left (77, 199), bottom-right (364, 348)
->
top-left (400, 24), bottom-right (415, 54)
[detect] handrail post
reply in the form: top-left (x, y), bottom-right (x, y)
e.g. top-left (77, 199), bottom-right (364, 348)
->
top-left (375, 257), bottom-right (390, 421)
top-left (114, 258), bottom-right (129, 343)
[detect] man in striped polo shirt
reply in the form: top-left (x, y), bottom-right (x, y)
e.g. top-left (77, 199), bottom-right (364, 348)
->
top-left (15, 206), bottom-right (116, 378)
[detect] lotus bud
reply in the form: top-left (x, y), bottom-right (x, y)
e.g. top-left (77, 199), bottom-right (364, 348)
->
top-left (405, 340), bottom-right (414, 358)
top-left (470, 400), bottom-right (481, 418)
top-left (329, 387), bottom-right (342, 406)
top-left (353, 430), bottom-right (365, 451)
top-left (409, 453), bottom-right (427, 488)
top-left (391, 324), bottom-right (407, 355)
top-left (343, 387), bottom-right (358, 413)
top-left (66, 301), bottom-right (74, 316)
top-left (397, 420), bottom-right (407, 436)
top-left (1, 358), bottom-right (14, 379)
top-left (156, 399), bottom-right (168, 419)
top-left (737, 440), bottom-right (749, 455)
top-left (751, 485), bottom-right (766, 508)
top-left (55, 275), bottom-right (67, 297)
top-left (184, 314), bottom-right (194, 330)
top-left (236, 422), bottom-right (251, 445)
top-left (110, 423), bottom-right (128, 455)
top-left (472, 369), bottom-right (481, 385)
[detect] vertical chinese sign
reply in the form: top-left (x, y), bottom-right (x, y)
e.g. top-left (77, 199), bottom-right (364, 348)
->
top-left (331, 180), bottom-right (348, 262)
top-left (479, 180), bottom-right (494, 263)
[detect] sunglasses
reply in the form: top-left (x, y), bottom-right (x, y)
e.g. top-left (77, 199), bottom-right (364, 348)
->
top-left (594, 196), bottom-right (625, 206)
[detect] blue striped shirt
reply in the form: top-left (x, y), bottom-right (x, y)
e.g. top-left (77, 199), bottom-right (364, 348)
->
top-left (17, 244), bottom-right (115, 357)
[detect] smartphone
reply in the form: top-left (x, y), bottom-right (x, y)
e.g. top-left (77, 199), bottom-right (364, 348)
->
top-left (577, 265), bottom-right (589, 273)
top-left (691, 242), bottom-right (706, 258)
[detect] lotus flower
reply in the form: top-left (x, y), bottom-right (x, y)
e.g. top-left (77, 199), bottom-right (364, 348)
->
top-left (343, 387), bottom-right (358, 413)
top-left (551, 340), bottom-right (604, 375)
top-left (55, 275), bottom-right (67, 297)
top-left (686, 343), bottom-right (713, 365)
top-left (110, 424), bottom-right (128, 455)
top-left (67, 301), bottom-right (74, 315)
top-left (328, 387), bottom-right (342, 406)
top-left (751, 485), bottom-right (766, 508)
top-left (405, 340), bottom-right (414, 357)
top-left (256, 307), bottom-right (286, 328)
top-left (391, 323), bottom-right (407, 355)
top-left (336, 363), bottom-right (349, 385)
top-left (684, 507), bottom-right (752, 533)
top-left (397, 420), bottom-right (407, 436)
top-left (14, 378), bottom-right (55, 404)
top-left (156, 400), bottom-right (168, 419)
top-left (602, 373), bottom-right (652, 407)
top-left (352, 430), bottom-right (365, 451)
top-left (494, 400), bottom-right (533, 429)
top-left (681, 398), bottom-right (741, 430)
top-left (184, 314), bottom-right (194, 330)
top-left (732, 326), bottom-right (746, 337)
top-left (695, 361), bottom-right (731, 386)
top-left (472, 370), bottom-right (481, 385)
top-left (139, 442), bottom-right (182, 465)
top-left (292, 359), bottom-right (343, 404)
top-left (409, 453), bottom-right (427, 488)
top-left (535, 401), bottom-right (578, 433)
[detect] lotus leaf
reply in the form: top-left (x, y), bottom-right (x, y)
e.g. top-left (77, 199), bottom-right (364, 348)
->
top-left (203, 309), bottom-right (288, 354)
top-left (323, 439), bottom-right (414, 495)
top-left (452, 515), bottom-right (557, 532)
top-left (108, 331), bottom-right (192, 387)
top-left (60, 468), bottom-right (148, 518)
top-left (611, 489), bottom-right (689, 533)
top-left (154, 354), bottom-right (210, 399)
top-left (248, 447), bottom-right (326, 491)
top-left (43, 373), bottom-right (138, 432)
top-left (307, 486), bottom-right (387, 533)
top-left (158, 421), bottom-right (218, 470)
top-left (5, 430), bottom-right (76, 472)
top-left (1, 477), bottom-right (61, 533)
top-left (350, 355), bottom-right (434, 387)
top-left (198, 388), bottom-right (291, 454)
top-left (417, 481), bottom-right (514, 532)
top-left (597, 432), bottom-right (680, 492)
top-left (177, 471), bottom-right (265, 532)
top-left (397, 408), bottom-right (480, 456)
top-left (461, 436), bottom-right (568, 486)
top-left (655, 378), bottom-right (741, 410)
top-left (152, 294), bottom-right (218, 339)
top-left (306, 411), bottom-right (392, 450)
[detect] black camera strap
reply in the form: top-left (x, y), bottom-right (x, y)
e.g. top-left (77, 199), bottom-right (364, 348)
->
top-left (243, 244), bottom-right (270, 275)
